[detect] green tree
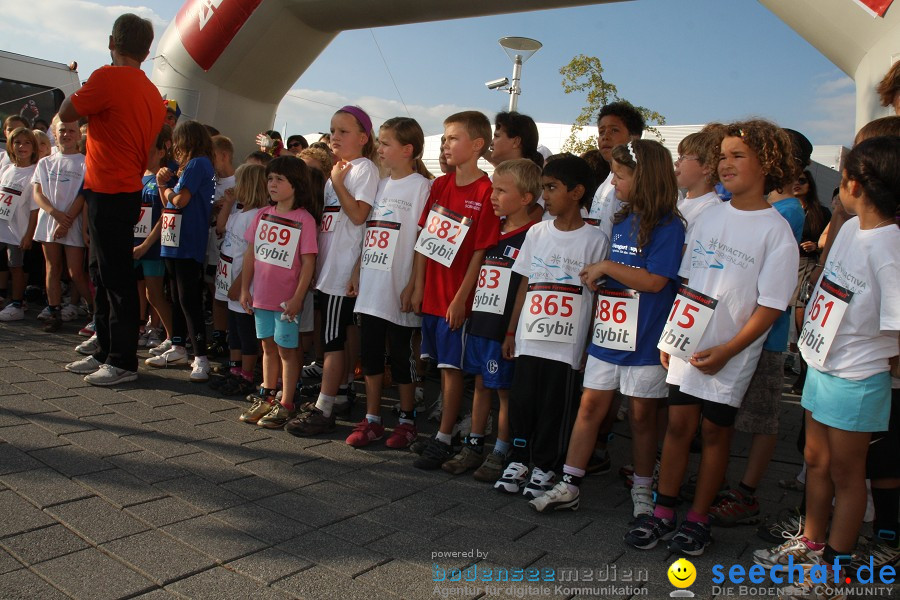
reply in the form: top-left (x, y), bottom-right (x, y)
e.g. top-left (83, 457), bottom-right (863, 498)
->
top-left (560, 54), bottom-right (666, 154)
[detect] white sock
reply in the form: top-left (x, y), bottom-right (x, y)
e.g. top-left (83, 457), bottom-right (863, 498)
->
top-left (366, 413), bottom-right (381, 424)
top-left (316, 393), bottom-right (335, 418)
top-left (435, 431), bottom-right (452, 445)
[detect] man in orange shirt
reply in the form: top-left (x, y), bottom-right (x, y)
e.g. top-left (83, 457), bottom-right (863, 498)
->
top-left (59, 13), bottom-right (165, 386)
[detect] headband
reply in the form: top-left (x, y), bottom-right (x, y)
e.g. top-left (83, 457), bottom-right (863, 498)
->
top-left (627, 141), bottom-right (638, 164)
top-left (339, 105), bottom-right (372, 135)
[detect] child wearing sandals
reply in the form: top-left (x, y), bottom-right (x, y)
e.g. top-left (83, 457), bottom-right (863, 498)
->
top-left (624, 120), bottom-right (798, 556)
top-left (753, 136), bottom-right (899, 591)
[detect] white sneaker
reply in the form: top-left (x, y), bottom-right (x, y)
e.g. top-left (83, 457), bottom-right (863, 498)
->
top-left (66, 355), bottom-right (102, 374)
top-left (494, 462), bottom-right (529, 494)
top-left (37, 306), bottom-right (53, 322)
top-left (530, 480), bottom-right (580, 513)
top-left (631, 484), bottom-right (655, 519)
top-left (84, 364), bottom-right (138, 386)
top-left (190, 356), bottom-right (211, 382)
top-left (301, 361), bottom-right (323, 379)
top-left (75, 335), bottom-right (100, 356)
top-left (523, 467), bottom-right (556, 499)
top-left (144, 329), bottom-right (163, 348)
top-left (60, 303), bottom-right (84, 322)
top-left (148, 339), bottom-right (174, 357)
top-left (0, 304), bottom-right (25, 321)
top-left (145, 345), bottom-right (187, 367)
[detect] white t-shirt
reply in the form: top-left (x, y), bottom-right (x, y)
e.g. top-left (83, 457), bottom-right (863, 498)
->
top-left (207, 174), bottom-right (235, 266)
top-left (355, 173), bottom-right (432, 328)
top-left (316, 157), bottom-right (379, 296)
top-left (803, 218), bottom-right (900, 380)
top-left (666, 202), bottom-right (799, 406)
top-left (217, 206), bottom-right (262, 313)
top-left (0, 151), bottom-right (8, 172)
top-left (0, 164), bottom-right (38, 246)
top-left (511, 220), bottom-right (609, 368)
top-left (587, 172), bottom-right (619, 242)
top-left (677, 191), bottom-right (720, 243)
top-left (32, 153), bottom-right (86, 246)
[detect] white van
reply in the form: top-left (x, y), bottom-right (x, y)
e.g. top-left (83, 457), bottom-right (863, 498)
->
top-left (0, 51), bottom-right (80, 135)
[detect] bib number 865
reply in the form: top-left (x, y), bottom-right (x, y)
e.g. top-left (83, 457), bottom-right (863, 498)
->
top-left (529, 293), bottom-right (574, 317)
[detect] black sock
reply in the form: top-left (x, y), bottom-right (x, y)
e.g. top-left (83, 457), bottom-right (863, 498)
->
top-left (823, 544), bottom-right (852, 569)
top-left (871, 486), bottom-right (900, 547)
top-left (562, 472), bottom-right (583, 488)
top-left (656, 493), bottom-right (678, 508)
top-left (465, 435), bottom-right (484, 453)
top-left (398, 410), bottom-right (416, 422)
top-left (738, 481), bottom-right (757, 497)
top-left (213, 329), bottom-right (226, 341)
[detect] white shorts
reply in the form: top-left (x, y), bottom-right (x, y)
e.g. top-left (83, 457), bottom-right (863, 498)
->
top-left (583, 355), bottom-right (668, 398)
top-left (299, 290), bottom-right (314, 333)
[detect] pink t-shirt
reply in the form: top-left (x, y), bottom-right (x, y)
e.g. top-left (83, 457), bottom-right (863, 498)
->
top-left (243, 205), bottom-right (317, 311)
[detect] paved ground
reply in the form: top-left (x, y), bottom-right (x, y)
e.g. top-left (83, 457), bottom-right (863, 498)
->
top-left (0, 317), bottom-right (893, 600)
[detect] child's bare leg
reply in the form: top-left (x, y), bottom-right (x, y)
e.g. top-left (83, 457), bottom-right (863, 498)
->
top-left (43, 242), bottom-right (63, 306)
top-left (803, 410), bottom-right (833, 544)
top-left (438, 368), bottom-right (463, 436)
top-left (565, 389), bottom-right (615, 470)
top-left (64, 246), bottom-right (92, 310)
top-left (260, 338), bottom-right (280, 390)
top-left (690, 419), bottom-right (734, 516)
top-left (657, 404), bottom-right (702, 498)
top-left (630, 397), bottom-right (661, 479)
top-left (279, 346), bottom-right (299, 410)
top-left (826, 427), bottom-right (871, 552)
top-left (496, 389), bottom-right (510, 444)
top-left (470, 376), bottom-right (492, 436)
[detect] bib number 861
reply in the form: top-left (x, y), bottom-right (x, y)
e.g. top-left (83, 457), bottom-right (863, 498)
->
top-left (529, 293), bottom-right (573, 317)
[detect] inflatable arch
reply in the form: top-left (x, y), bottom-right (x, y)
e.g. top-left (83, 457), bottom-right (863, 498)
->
top-left (152, 0), bottom-right (900, 154)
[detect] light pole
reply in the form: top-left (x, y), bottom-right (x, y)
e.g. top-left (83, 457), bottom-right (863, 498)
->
top-left (486, 37), bottom-right (542, 113)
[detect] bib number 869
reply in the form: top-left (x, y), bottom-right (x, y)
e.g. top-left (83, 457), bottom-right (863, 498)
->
top-left (258, 224), bottom-right (290, 245)
top-left (529, 293), bottom-right (573, 317)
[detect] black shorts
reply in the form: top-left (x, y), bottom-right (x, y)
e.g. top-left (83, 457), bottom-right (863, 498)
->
top-left (228, 309), bottom-right (259, 356)
top-left (668, 385), bottom-right (739, 428)
top-left (866, 389), bottom-right (900, 480)
top-left (358, 313), bottom-right (417, 384)
top-left (320, 292), bottom-right (356, 353)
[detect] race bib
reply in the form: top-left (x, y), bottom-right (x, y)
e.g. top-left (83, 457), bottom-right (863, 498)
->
top-left (583, 217), bottom-right (600, 228)
top-left (361, 220), bottom-right (400, 271)
top-left (320, 206), bottom-right (341, 233)
top-left (0, 185), bottom-right (24, 222)
top-left (215, 253), bottom-right (233, 298)
top-left (414, 205), bottom-right (472, 268)
top-left (657, 285), bottom-right (718, 360)
top-left (521, 282), bottom-right (583, 343)
top-left (472, 261), bottom-right (513, 315)
top-left (592, 288), bottom-right (639, 351)
top-left (798, 277), bottom-right (852, 368)
top-left (160, 209), bottom-right (182, 247)
top-left (134, 205), bottom-right (152, 238)
top-left (254, 213), bottom-right (301, 269)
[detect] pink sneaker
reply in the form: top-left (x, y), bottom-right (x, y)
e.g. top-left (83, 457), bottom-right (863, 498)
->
top-left (385, 422), bottom-right (417, 449)
top-left (345, 419), bottom-right (385, 447)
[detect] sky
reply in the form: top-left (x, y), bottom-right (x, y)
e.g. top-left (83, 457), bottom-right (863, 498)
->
top-left (0, 0), bottom-right (860, 146)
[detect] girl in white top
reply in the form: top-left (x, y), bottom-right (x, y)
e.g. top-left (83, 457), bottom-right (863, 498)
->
top-left (673, 131), bottom-right (721, 245)
top-left (347, 117), bottom-right (433, 448)
top-left (0, 127), bottom-right (40, 322)
top-left (31, 118), bottom-right (90, 331)
top-left (772, 136), bottom-right (900, 578)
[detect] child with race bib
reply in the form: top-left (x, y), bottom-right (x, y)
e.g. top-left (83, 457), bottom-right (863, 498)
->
top-left (31, 117), bottom-right (89, 332)
top-left (531, 141), bottom-right (684, 516)
top-left (495, 154), bottom-right (608, 498)
top-left (443, 159), bottom-right (541, 480)
top-left (625, 120), bottom-right (798, 556)
top-left (146, 120), bottom-right (215, 382)
top-left (290, 106), bottom-right (379, 435)
top-left (212, 163), bottom-right (267, 397)
top-left (239, 156), bottom-right (317, 429)
top-left (0, 127), bottom-right (40, 322)
top-left (754, 136), bottom-right (900, 583)
top-left (343, 117), bottom-right (432, 448)
top-left (674, 131), bottom-right (721, 245)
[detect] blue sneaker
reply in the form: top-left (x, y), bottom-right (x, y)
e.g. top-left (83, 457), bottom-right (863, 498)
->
top-left (668, 520), bottom-right (712, 556)
top-left (624, 514), bottom-right (676, 550)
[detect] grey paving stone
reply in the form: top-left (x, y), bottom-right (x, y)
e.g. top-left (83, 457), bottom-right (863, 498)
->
top-left (0, 468), bottom-right (93, 508)
top-left (335, 463), bottom-right (422, 502)
top-left (32, 547), bottom-right (155, 599)
top-left (0, 548), bottom-right (24, 574)
top-left (107, 450), bottom-right (192, 484)
top-left (0, 393), bottom-right (58, 415)
top-left (151, 417), bottom-right (219, 442)
top-left (76, 385), bottom-right (134, 405)
top-left (437, 527), bottom-right (547, 570)
top-left (118, 387), bottom-right (182, 407)
top-left (356, 559), bottom-right (438, 600)
top-left (13, 381), bottom-right (72, 399)
top-left (74, 468), bottom-right (168, 507)
top-left (166, 567), bottom-right (293, 600)
top-left (44, 393), bottom-right (111, 418)
top-left (132, 590), bottom-right (182, 600)
top-left (0, 523), bottom-right (89, 565)
top-left (47, 496), bottom-right (149, 544)
top-left (276, 529), bottom-right (388, 577)
top-left (226, 547), bottom-right (312, 585)
top-left (154, 475), bottom-right (244, 512)
top-left (64, 428), bottom-right (144, 457)
top-left (101, 529), bottom-right (217, 585)
top-left (125, 496), bottom-right (206, 527)
top-left (0, 567), bottom-right (69, 600)
top-left (0, 422), bottom-right (67, 452)
top-left (218, 475), bottom-right (290, 502)
top-left (0, 366), bottom-right (42, 384)
top-left (128, 430), bottom-right (203, 459)
top-left (189, 437), bottom-right (266, 466)
top-left (30, 444), bottom-right (114, 476)
top-left (0, 410), bottom-right (26, 428)
top-left (240, 457), bottom-right (330, 490)
top-left (366, 530), bottom-right (463, 569)
top-left (167, 449), bottom-right (251, 484)
top-left (301, 480), bottom-right (389, 514)
top-left (198, 419), bottom-right (273, 444)
top-left (79, 412), bottom-right (153, 437)
top-left (0, 442), bottom-right (44, 475)
top-left (434, 502), bottom-right (536, 541)
top-left (423, 476), bottom-right (520, 510)
top-left (0, 490), bottom-right (56, 537)
top-left (322, 515), bottom-right (396, 546)
top-left (158, 402), bottom-right (224, 426)
top-left (242, 431), bottom-right (326, 457)
top-left (305, 438), bottom-right (387, 468)
top-left (274, 565), bottom-right (400, 600)
top-left (496, 494), bottom-right (596, 534)
top-left (25, 409), bottom-right (95, 435)
top-left (177, 393), bottom-right (245, 414)
top-left (108, 401), bottom-right (172, 424)
top-left (161, 515), bottom-right (268, 562)
top-left (211, 503), bottom-right (310, 545)
top-left (254, 491), bottom-right (353, 528)
top-left (34, 369), bottom-right (94, 389)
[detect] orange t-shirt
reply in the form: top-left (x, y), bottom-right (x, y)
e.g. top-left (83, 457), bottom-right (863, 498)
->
top-left (70, 66), bottom-right (165, 194)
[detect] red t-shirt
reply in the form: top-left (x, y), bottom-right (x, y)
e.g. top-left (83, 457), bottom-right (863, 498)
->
top-left (418, 172), bottom-right (499, 317)
top-left (70, 66), bottom-right (165, 194)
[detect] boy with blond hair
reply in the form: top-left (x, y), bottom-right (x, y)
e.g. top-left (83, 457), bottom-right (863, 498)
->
top-left (674, 131), bottom-right (721, 241)
top-left (411, 111), bottom-right (500, 469)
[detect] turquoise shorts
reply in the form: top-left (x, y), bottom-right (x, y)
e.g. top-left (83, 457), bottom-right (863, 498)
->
top-left (134, 258), bottom-right (165, 278)
top-left (801, 367), bottom-right (891, 432)
top-left (254, 308), bottom-right (299, 349)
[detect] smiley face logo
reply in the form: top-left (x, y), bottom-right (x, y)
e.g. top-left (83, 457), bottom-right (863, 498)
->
top-left (668, 558), bottom-right (696, 588)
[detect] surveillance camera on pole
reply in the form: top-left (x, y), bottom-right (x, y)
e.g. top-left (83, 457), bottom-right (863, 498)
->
top-left (486, 37), bottom-right (542, 112)
top-left (485, 77), bottom-right (510, 90)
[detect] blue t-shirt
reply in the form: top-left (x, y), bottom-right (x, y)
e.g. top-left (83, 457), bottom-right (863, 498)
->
top-left (763, 197), bottom-right (805, 352)
top-left (135, 174), bottom-right (167, 260)
top-left (159, 157), bottom-right (214, 263)
top-left (588, 212), bottom-right (685, 366)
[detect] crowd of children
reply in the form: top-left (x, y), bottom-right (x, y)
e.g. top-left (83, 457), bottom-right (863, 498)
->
top-left (1, 86), bottom-right (898, 595)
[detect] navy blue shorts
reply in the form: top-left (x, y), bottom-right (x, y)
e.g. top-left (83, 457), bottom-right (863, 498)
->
top-left (420, 313), bottom-right (465, 370)
top-left (463, 334), bottom-right (514, 389)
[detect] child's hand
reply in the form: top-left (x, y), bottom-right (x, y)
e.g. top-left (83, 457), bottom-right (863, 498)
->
top-left (445, 298), bottom-right (466, 331)
top-left (331, 160), bottom-right (352, 187)
top-left (400, 282), bottom-right (415, 313)
top-left (20, 235), bottom-right (32, 250)
top-left (222, 188), bottom-right (236, 206)
top-left (256, 133), bottom-right (273, 150)
top-left (346, 271), bottom-right (360, 297)
top-left (52, 209), bottom-right (74, 230)
top-left (53, 225), bottom-right (69, 240)
top-left (227, 281), bottom-right (240, 301)
top-left (283, 296), bottom-right (303, 321)
top-left (410, 286), bottom-right (423, 315)
top-left (502, 336), bottom-right (516, 360)
top-left (133, 244), bottom-right (148, 260)
top-left (689, 344), bottom-right (735, 376)
top-left (579, 261), bottom-right (606, 291)
top-left (660, 350), bottom-right (671, 370)
top-left (240, 290), bottom-right (254, 314)
top-left (156, 167), bottom-right (174, 188)
top-left (800, 241), bottom-right (816, 253)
